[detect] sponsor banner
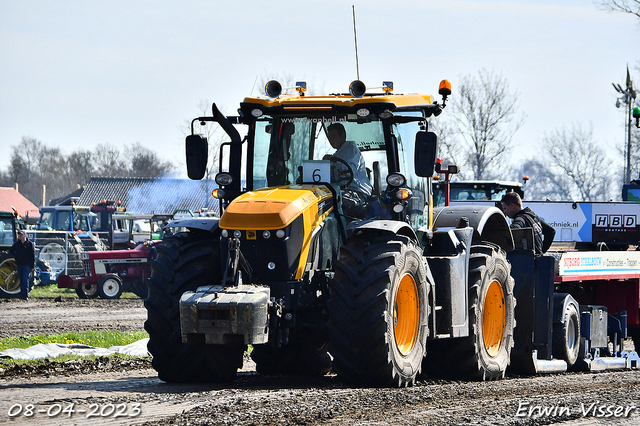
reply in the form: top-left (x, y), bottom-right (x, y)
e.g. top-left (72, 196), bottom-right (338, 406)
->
top-left (524, 201), bottom-right (639, 244)
top-left (558, 251), bottom-right (640, 276)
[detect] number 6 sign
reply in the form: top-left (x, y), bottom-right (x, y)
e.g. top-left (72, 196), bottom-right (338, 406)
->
top-left (302, 160), bottom-right (331, 184)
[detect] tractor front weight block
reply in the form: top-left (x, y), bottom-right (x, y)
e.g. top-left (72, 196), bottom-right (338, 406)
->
top-left (180, 285), bottom-right (270, 345)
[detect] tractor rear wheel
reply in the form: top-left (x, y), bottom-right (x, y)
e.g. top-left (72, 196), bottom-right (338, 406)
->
top-left (144, 230), bottom-right (244, 383)
top-left (0, 254), bottom-right (20, 298)
top-left (553, 302), bottom-right (580, 369)
top-left (328, 232), bottom-right (429, 387)
top-left (76, 282), bottom-right (99, 299)
top-left (424, 243), bottom-right (515, 380)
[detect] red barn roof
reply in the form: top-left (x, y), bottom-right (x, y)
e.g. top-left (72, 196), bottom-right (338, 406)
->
top-left (0, 187), bottom-right (39, 220)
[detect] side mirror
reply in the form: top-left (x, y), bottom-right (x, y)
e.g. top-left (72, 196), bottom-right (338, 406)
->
top-left (414, 131), bottom-right (438, 177)
top-left (185, 134), bottom-right (208, 180)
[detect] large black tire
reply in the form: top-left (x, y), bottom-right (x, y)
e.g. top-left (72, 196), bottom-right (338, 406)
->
top-left (424, 243), bottom-right (516, 381)
top-left (144, 230), bottom-right (245, 383)
top-left (76, 282), bottom-right (99, 299)
top-left (553, 303), bottom-right (580, 369)
top-left (98, 274), bottom-right (124, 299)
top-left (0, 253), bottom-right (20, 298)
top-left (327, 232), bottom-right (429, 387)
top-left (251, 330), bottom-right (332, 376)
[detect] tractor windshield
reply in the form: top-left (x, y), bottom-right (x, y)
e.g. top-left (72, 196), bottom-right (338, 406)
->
top-left (251, 115), bottom-right (387, 191)
top-left (249, 113), bottom-right (429, 230)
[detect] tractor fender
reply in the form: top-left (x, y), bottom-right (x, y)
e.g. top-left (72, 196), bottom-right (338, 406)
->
top-left (345, 219), bottom-right (418, 241)
top-left (165, 216), bottom-right (220, 233)
top-left (433, 205), bottom-right (514, 252)
top-left (553, 293), bottom-right (580, 325)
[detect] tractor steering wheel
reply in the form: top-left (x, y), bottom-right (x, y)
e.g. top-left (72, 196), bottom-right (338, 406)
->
top-left (327, 156), bottom-right (354, 189)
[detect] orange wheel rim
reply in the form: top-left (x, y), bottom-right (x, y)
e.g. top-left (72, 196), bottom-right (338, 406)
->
top-left (394, 274), bottom-right (420, 356)
top-left (483, 279), bottom-right (506, 357)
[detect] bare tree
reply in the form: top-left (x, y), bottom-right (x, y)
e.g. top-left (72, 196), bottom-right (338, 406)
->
top-left (445, 69), bottom-right (525, 180)
top-left (600, 1), bottom-right (640, 19)
top-left (125, 142), bottom-right (175, 178)
top-left (511, 160), bottom-right (572, 201)
top-left (8, 137), bottom-right (49, 204)
top-left (64, 149), bottom-right (94, 188)
top-left (542, 124), bottom-right (610, 201)
top-left (93, 143), bottom-right (127, 177)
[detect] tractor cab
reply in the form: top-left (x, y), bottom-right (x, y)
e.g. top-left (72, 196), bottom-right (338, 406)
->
top-left (188, 80), bottom-right (449, 236)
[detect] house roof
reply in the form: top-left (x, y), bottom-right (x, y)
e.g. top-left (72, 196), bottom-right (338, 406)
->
top-left (0, 187), bottom-right (40, 219)
top-left (49, 187), bottom-right (84, 206)
top-left (78, 177), bottom-right (220, 215)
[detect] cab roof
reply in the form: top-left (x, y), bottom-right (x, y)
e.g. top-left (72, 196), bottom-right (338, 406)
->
top-left (243, 93), bottom-right (435, 110)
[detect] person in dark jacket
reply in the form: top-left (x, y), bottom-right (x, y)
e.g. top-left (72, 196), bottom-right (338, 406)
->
top-left (501, 192), bottom-right (555, 256)
top-left (9, 230), bottom-right (35, 300)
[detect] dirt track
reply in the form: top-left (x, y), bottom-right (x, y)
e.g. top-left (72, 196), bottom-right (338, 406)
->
top-left (1, 297), bottom-right (640, 425)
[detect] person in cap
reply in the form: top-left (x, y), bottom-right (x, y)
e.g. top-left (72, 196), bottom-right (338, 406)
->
top-left (9, 230), bottom-right (35, 300)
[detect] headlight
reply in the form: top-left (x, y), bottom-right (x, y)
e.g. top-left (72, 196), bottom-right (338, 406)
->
top-left (386, 173), bottom-right (406, 187)
top-left (81, 252), bottom-right (90, 260)
top-left (215, 173), bottom-right (233, 186)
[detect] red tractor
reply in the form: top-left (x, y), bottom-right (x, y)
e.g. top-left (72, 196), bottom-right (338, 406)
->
top-left (57, 241), bottom-right (158, 299)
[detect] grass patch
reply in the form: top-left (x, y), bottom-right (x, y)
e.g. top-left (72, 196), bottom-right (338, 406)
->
top-left (0, 330), bottom-right (148, 351)
top-left (29, 284), bottom-right (140, 299)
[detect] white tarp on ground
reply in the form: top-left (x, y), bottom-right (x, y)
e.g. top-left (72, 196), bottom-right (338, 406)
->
top-left (0, 338), bottom-right (150, 360)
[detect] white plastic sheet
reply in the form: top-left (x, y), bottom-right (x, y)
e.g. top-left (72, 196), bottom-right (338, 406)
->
top-left (0, 338), bottom-right (150, 360)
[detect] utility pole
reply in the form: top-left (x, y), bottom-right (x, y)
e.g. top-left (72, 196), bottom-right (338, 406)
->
top-left (613, 66), bottom-right (637, 185)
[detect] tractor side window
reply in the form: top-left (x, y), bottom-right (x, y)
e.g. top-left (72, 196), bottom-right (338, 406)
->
top-left (88, 212), bottom-right (101, 230)
top-left (56, 211), bottom-right (71, 231)
top-left (395, 119), bottom-right (428, 230)
top-left (257, 119), bottom-right (312, 188)
top-left (39, 211), bottom-right (54, 231)
top-left (74, 213), bottom-right (90, 231)
top-left (253, 119), bottom-right (271, 189)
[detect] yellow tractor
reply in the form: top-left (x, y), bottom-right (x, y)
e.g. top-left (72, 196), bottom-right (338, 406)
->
top-left (144, 79), bottom-right (516, 386)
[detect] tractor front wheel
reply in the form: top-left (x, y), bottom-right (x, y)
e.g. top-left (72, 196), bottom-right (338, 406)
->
top-left (328, 232), bottom-right (429, 387)
top-left (98, 274), bottom-right (124, 299)
top-left (144, 230), bottom-right (244, 383)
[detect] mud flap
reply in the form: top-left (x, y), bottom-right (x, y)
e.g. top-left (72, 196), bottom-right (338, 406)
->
top-left (180, 285), bottom-right (270, 345)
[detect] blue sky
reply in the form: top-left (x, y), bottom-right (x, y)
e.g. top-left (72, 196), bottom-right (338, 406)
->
top-left (0, 0), bottom-right (638, 177)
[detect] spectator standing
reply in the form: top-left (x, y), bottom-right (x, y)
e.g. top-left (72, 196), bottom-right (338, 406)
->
top-left (9, 230), bottom-right (35, 300)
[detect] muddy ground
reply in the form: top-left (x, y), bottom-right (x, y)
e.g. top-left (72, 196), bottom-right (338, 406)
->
top-left (1, 296), bottom-right (640, 425)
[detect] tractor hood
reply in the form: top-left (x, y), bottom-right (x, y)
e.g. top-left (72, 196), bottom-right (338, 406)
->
top-left (219, 185), bottom-right (334, 230)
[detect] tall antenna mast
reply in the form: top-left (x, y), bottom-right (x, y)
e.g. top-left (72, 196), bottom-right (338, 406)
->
top-left (352, 5), bottom-right (360, 80)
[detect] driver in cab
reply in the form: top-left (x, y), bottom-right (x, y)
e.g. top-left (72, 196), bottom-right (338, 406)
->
top-left (323, 123), bottom-right (372, 210)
